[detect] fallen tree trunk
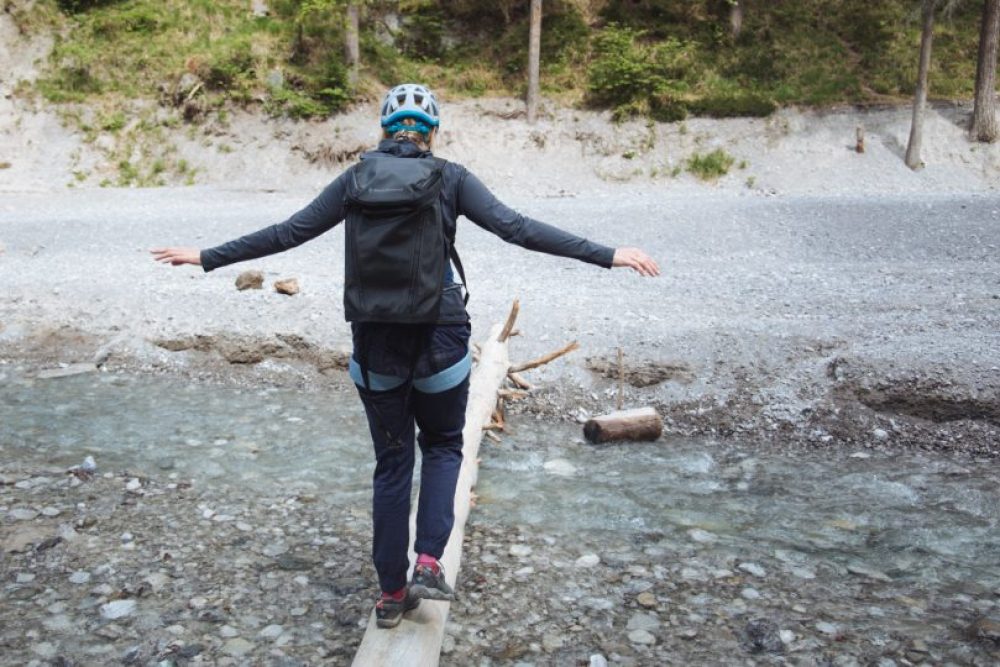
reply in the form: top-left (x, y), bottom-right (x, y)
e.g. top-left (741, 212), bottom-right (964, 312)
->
top-left (584, 407), bottom-right (663, 443)
top-left (351, 320), bottom-right (512, 666)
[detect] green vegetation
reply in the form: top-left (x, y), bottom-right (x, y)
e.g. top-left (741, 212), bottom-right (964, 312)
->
top-left (21, 0), bottom-right (986, 122)
top-left (9, 0), bottom-right (986, 186)
top-left (686, 149), bottom-right (736, 181)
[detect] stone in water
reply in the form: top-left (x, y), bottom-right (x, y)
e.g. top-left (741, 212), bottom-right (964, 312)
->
top-left (100, 600), bottom-right (137, 619)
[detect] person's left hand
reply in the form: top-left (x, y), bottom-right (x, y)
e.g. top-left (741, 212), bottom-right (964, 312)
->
top-left (612, 247), bottom-right (660, 277)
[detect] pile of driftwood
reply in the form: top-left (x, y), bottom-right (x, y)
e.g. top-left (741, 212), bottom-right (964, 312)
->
top-left (482, 299), bottom-right (663, 446)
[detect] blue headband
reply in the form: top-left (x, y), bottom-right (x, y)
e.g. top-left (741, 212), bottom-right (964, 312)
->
top-left (384, 121), bottom-right (431, 136)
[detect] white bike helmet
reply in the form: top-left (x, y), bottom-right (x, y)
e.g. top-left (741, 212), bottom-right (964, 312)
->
top-left (380, 83), bottom-right (440, 129)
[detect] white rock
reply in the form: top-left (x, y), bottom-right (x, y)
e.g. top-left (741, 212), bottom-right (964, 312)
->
top-left (509, 544), bottom-right (532, 557)
top-left (575, 554), bottom-right (600, 568)
top-left (873, 428), bottom-right (889, 441)
top-left (738, 562), bottom-right (767, 577)
top-left (779, 629), bottom-right (796, 644)
top-left (125, 478), bottom-right (141, 491)
top-left (816, 621), bottom-right (839, 635)
top-left (219, 625), bottom-right (240, 638)
top-left (589, 655), bottom-right (609, 667)
top-left (69, 571), bottom-right (91, 584)
top-left (40, 507), bottom-right (62, 517)
top-left (16, 573), bottom-right (36, 583)
top-left (235, 521), bottom-right (253, 532)
top-left (687, 528), bottom-right (717, 543)
top-left (201, 508), bottom-right (215, 519)
top-left (628, 629), bottom-right (656, 645)
top-left (741, 588), bottom-right (761, 600)
top-left (221, 637), bottom-right (254, 657)
top-left (626, 612), bottom-right (660, 632)
top-left (100, 600), bottom-right (137, 620)
top-left (258, 624), bottom-right (283, 640)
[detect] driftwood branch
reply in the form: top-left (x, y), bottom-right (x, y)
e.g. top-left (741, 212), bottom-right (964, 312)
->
top-left (498, 299), bottom-right (520, 342)
top-left (498, 389), bottom-right (528, 401)
top-left (507, 372), bottom-right (534, 390)
top-left (509, 341), bottom-right (580, 374)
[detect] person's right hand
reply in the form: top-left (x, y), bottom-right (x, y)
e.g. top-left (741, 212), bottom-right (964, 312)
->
top-left (151, 247), bottom-right (201, 266)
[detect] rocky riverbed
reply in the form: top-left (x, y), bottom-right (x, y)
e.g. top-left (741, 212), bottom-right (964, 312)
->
top-left (2, 361), bottom-right (1000, 666)
top-left (3, 449), bottom-right (1000, 666)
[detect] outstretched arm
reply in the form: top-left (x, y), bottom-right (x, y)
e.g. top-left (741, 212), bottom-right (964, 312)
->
top-left (458, 171), bottom-right (659, 276)
top-left (152, 173), bottom-right (350, 271)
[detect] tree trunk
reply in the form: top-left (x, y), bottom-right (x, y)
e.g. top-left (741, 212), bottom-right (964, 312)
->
top-left (906, 0), bottom-right (938, 170)
top-left (345, 2), bottom-right (361, 86)
top-left (971, 0), bottom-right (1000, 142)
top-left (526, 0), bottom-right (542, 123)
top-left (730, 1), bottom-right (744, 38)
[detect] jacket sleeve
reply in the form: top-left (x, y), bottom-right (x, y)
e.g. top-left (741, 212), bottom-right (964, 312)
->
top-left (456, 170), bottom-right (615, 269)
top-left (200, 172), bottom-right (350, 272)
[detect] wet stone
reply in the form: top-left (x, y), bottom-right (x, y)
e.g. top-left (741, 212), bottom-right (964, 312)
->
top-left (738, 562), bottom-right (767, 578)
top-left (966, 617), bottom-right (1000, 643)
top-left (743, 618), bottom-right (784, 653)
top-left (628, 629), bottom-right (656, 645)
top-left (636, 592), bottom-right (657, 608)
top-left (100, 599), bottom-right (137, 620)
top-left (221, 637), bottom-right (255, 657)
top-left (816, 621), bottom-right (839, 635)
top-left (627, 612), bottom-right (660, 632)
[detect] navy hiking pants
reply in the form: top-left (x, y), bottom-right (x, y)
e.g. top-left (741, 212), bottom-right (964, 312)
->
top-left (356, 376), bottom-right (469, 592)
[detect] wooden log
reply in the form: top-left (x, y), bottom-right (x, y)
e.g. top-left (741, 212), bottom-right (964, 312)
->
top-left (351, 321), bottom-right (510, 667)
top-left (856, 125), bottom-right (865, 154)
top-left (583, 407), bottom-right (663, 443)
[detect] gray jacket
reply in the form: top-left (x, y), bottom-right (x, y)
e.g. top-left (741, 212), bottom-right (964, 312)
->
top-left (200, 139), bottom-right (615, 323)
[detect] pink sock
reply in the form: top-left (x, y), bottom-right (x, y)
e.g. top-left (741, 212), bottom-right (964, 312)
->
top-left (417, 553), bottom-right (439, 573)
top-left (382, 586), bottom-right (406, 601)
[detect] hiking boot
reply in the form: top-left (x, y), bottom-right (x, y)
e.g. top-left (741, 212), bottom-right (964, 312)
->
top-left (409, 561), bottom-right (456, 601)
top-left (375, 589), bottom-right (420, 629)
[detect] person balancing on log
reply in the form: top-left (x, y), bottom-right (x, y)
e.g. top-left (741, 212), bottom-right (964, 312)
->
top-left (152, 83), bottom-right (660, 629)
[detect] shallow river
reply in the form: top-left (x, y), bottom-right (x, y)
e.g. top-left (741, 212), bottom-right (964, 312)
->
top-left (3, 366), bottom-right (999, 661)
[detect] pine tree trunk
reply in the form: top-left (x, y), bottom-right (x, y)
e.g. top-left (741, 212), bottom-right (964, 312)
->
top-left (526, 0), bottom-right (542, 123)
top-left (906, 0), bottom-right (937, 170)
top-left (730, 1), bottom-right (744, 38)
top-left (971, 0), bottom-right (1000, 142)
top-left (345, 2), bottom-right (360, 86)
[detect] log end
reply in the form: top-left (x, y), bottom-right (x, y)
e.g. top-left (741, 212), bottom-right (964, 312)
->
top-left (583, 407), bottom-right (663, 443)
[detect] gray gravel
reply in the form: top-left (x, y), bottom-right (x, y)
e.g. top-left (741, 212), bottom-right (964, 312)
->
top-left (1, 186), bottom-right (999, 453)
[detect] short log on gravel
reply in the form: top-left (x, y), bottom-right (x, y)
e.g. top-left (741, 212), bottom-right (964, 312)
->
top-left (351, 317), bottom-right (513, 667)
top-left (583, 407), bottom-right (663, 443)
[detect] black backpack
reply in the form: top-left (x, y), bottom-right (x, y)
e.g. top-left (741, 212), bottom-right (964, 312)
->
top-left (343, 154), bottom-right (467, 323)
